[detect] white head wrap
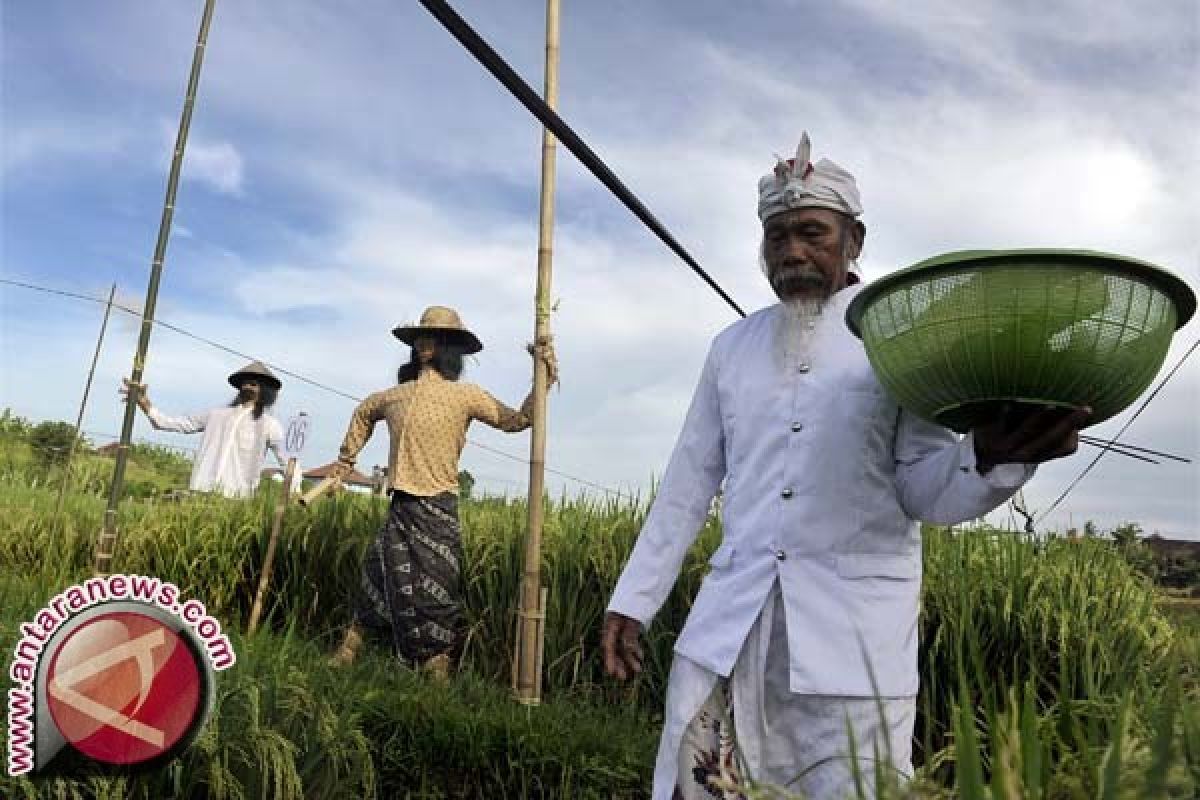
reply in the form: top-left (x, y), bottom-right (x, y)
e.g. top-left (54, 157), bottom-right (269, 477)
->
top-left (757, 132), bottom-right (863, 222)
top-left (757, 132), bottom-right (864, 282)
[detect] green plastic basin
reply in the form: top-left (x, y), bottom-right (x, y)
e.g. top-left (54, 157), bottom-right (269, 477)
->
top-left (845, 249), bottom-right (1196, 432)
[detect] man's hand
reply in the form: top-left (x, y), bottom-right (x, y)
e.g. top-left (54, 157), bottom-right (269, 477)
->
top-left (601, 611), bottom-right (644, 681)
top-left (119, 378), bottom-right (152, 414)
top-left (527, 337), bottom-right (560, 388)
top-left (972, 403), bottom-right (1091, 474)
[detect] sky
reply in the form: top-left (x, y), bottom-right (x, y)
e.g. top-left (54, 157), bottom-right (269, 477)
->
top-left (1, 0), bottom-right (1197, 538)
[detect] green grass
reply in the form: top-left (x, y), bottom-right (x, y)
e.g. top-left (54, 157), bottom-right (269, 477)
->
top-left (1, 471), bottom-right (1196, 797)
top-left (0, 615), bottom-right (657, 799)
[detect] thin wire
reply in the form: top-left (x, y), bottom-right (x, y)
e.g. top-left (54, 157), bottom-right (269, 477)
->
top-left (1077, 433), bottom-right (1190, 463)
top-left (2, 277), bottom-right (638, 500)
top-left (1038, 337), bottom-right (1199, 523)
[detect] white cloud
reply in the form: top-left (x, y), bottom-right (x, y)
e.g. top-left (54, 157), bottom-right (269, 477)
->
top-left (0, 119), bottom-right (129, 176)
top-left (177, 133), bottom-right (245, 195)
top-left (3, 0), bottom-right (1197, 535)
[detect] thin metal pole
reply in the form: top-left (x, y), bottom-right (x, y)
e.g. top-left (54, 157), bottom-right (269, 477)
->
top-left (95, 0), bottom-right (218, 576)
top-left (53, 283), bottom-right (118, 535)
top-left (515, 0), bottom-right (560, 706)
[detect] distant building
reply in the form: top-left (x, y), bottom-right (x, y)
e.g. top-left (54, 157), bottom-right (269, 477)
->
top-left (303, 462), bottom-right (377, 494)
top-left (1143, 534), bottom-right (1200, 560)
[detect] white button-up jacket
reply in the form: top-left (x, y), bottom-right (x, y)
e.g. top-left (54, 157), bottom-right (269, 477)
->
top-left (147, 405), bottom-right (284, 497)
top-left (607, 287), bottom-right (1033, 697)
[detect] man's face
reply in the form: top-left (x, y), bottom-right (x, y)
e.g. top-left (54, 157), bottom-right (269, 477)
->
top-left (762, 208), bottom-right (863, 302)
top-left (237, 378), bottom-right (261, 403)
top-left (414, 335), bottom-right (437, 365)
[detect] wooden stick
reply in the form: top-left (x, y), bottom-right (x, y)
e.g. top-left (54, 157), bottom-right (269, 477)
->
top-left (515, 0), bottom-right (560, 707)
top-left (95, 0), bottom-right (218, 576)
top-left (54, 283), bottom-right (116, 537)
top-left (248, 457), bottom-right (296, 635)
top-left (298, 474), bottom-right (342, 507)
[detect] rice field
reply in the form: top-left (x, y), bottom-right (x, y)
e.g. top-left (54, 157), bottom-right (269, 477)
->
top-left (0, 466), bottom-right (1197, 798)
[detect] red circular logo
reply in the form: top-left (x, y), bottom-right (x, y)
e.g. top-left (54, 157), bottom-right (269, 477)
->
top-left (45, 611), bottom-right (204, 765)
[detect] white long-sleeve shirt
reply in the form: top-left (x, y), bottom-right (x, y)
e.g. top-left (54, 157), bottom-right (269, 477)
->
top-left (146, 405), bottom-right (284, 498)
top-left (607, 285), bottom-right (1034, 698)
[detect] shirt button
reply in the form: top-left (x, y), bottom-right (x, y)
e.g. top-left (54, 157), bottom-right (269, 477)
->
top-left (776, 550), bottom-right (787, 561)
top-left (797, 363), bottom-right (810, 373)
top-left (781, 488), bottom-right (794, 499)
top-left (791, 422), bottom-right (803, 432)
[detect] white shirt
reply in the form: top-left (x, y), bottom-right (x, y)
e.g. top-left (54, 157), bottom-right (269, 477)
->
top-left (607, 286), bottom-right (1033, 697)
top-left (146, 405), bottom-right (284, 498)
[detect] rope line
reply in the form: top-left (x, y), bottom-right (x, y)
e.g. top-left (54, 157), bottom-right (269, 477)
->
top-left (1, 277), bottom-right (638, 500)
top-left (1037, 337), bottom-right (1199, 523)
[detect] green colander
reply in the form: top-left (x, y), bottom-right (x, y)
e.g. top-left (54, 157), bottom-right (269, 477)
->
top-left (845, 249), bottom-right (1196, 432)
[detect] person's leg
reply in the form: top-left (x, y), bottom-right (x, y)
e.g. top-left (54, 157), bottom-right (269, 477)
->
top-left (739, 582), bottom-right (916, 798)
top-left (770, 694), bottom-right (916, 799)
top-left (376, 494), bottom-right (425, 667)
top-left (332, 502), bottom-right (401, 666)
top-left (402, 494), bottom-right (464, 676)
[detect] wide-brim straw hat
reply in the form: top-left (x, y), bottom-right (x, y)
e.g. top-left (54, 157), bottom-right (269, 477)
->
top-left (228, 360), bottom-right (282, 390)
top-left (392, 306), bottom-right (483, 354)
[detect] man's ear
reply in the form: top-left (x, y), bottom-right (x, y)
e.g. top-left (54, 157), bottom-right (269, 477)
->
top-left (849, 220), bottom-right (866, 260)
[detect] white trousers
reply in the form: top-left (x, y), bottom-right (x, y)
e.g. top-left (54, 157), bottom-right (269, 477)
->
top-left (660, 582), bottom-right (916, 800)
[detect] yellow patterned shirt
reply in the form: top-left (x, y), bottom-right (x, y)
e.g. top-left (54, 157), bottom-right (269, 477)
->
top-left (334, 369), bottom-right (532, 496)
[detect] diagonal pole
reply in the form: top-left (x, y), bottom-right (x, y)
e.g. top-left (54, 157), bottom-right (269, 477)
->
top-left (95, 0), bottom-right (218, 576)
top-left (415, 0), bottom-right (744, 318)
top-left (53, 283), bottom-right (118, 537)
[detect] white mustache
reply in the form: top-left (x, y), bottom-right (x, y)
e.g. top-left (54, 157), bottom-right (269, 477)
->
top-left (772, 264), bottom-right (828, 287)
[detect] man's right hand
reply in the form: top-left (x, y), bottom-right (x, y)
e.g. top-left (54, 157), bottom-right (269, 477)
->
top-left (120, 378), bottom-right (151, 413)
top-left (601, 611), bottom-right (644, 681)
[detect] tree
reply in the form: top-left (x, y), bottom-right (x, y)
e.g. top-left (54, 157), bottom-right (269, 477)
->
top-left (0, 408), bottom-right (33, 439)
top-left (1109, 522), bottom-right (1157, 581)
top-left (28, 421), bottom-right (83, 470)
top-left (458, 469), bottom-right (475, 499)
top-left (1111, 521), bottom-right (1143, 548)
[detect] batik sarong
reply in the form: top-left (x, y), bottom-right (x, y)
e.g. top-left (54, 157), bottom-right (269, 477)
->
top-left (355, 490), bottom-right (463, 666)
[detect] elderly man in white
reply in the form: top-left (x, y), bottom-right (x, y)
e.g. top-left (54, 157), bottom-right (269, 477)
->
top-left (601, 134), bottom-right (1089, 799)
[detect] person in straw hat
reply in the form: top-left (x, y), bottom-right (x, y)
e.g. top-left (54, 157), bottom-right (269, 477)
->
top-left (120, 360), bottom-right (286, 498)
top-left (600, 133), bottom-right (1089, 799)
top-left (328, 305), bottom-right (558, 681)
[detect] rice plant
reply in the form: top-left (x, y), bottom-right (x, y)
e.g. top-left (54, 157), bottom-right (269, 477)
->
top-left (1, 472), bottom-right (1195, 797)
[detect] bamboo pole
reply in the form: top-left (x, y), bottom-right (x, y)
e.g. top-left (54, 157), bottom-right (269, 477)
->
top-left (53, 283), bottom-right (117, 537)
top-left (95, 0), bottom-right (218, 576)
top-left (248, 457), bottom-right (297, 634)
top-left (298, 474), bottom-right (342, 507)
top-left (515, 0), bottom-right (560, 706)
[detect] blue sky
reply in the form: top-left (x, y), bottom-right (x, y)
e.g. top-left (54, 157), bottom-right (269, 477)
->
top-left (2, 0), bottom-right (1197, 536)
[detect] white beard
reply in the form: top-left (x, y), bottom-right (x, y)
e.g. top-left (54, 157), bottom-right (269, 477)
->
top-left (775, 297), bottom-right (824, 371)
